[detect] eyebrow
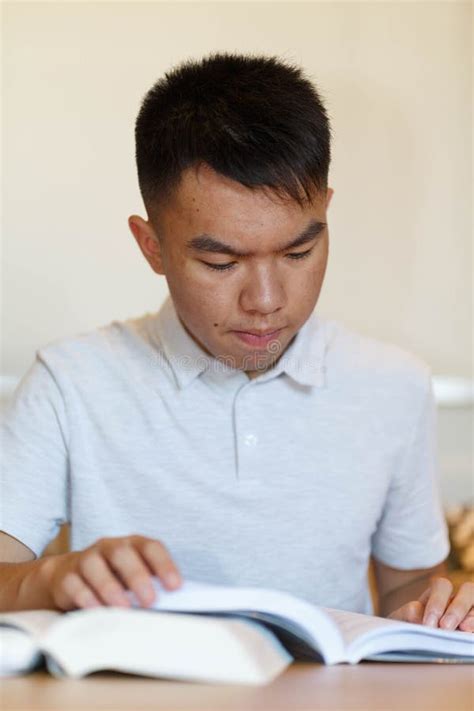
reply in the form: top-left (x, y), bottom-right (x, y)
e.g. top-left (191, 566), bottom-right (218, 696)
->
top-left (186, 219), bottom-right (327, 258)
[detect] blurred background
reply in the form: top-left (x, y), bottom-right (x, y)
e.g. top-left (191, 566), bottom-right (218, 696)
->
top-left (2, 1), bottom-right (472, 569)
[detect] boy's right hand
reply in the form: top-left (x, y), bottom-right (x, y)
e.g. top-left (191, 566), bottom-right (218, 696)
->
top-left (45, 535), bottom-right (181, 611)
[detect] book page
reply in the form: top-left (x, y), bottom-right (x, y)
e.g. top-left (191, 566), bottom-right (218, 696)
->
top-left (0, 611), bottom-right (60, 677)
top-left (132, 579), bottom-right (345, 664)
top-left (321, 607), bottom-right (474, 662)
top-left (40, 608), bottom-right (292, 684)
top-left (321, 607), bottom-right (403, 648)
top-left (0, 610), bottom-right (61, 640)
top-left (0, 628), bottom-right (43, 677)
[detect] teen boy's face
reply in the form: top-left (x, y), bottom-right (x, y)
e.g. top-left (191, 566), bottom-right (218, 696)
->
top-left (129, 163), bottom-right (333, 379)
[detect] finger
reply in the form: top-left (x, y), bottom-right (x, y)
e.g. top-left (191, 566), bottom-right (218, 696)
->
top-left (60, 571), bottom-right (103, 611)
top-left (417, 587), bottom-right (432, 605)
top-left (104, 543), bottom-right (158, 608)
top-left (439, 582), bottom-right (474, 631)
top-left (79, 551), bottom-right (132, 607)
top-left (422, 577), bottom-right (453, 627)
top-left (135, 537), bottom-right (182, 591)
top-left (458, 612), bottom-right (474, 633)
top-left (388, 601), bottom-right (424, 624)
top-left (419, 585), bottom-right (455, 615)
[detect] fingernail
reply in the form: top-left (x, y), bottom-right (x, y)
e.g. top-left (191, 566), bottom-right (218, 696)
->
top-left (440, 614), bottom-right (456, 630)
top-left (165, 572), bottom-right (181, 588)
top-left (424, 613), bottom-right (438, 628)
top-left (110, 592), bottom-right (130, 607)
top-left (140, 586), bottom-right (155, 605)
top-left (84, 594), bottom-right (101, 608)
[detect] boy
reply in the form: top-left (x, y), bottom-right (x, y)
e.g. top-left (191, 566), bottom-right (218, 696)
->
top-left (1, 53), bottom-right (472, 631)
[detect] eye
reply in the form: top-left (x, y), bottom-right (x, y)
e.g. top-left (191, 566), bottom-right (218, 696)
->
top-left (286, 248), bottom-right (314, 261)
top-left (201, 261), bottom-right (236, 272)
top-left (201, 247), bottom-right (315, 272)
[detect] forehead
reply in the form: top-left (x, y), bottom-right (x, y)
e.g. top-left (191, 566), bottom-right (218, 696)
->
top-left (159, 163), bottom-right (326, 247)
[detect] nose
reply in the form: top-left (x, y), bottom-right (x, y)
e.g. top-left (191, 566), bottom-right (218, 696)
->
top-left (239, 262), bottom-right (286, 316)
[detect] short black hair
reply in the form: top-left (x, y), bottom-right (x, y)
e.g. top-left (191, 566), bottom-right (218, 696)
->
top-left (135, 52), bottom-right (332, 215)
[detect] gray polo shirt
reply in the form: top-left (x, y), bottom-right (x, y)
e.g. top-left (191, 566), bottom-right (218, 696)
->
top-left (1, 296), bottom-right (449, 613)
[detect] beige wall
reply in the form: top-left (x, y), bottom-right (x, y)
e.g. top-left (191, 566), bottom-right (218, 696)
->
top-left (2, 1), bottom-right (472, 378)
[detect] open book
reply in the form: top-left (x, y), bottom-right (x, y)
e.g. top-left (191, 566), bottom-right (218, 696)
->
top-left (1, 580), bottom-right (472, 684)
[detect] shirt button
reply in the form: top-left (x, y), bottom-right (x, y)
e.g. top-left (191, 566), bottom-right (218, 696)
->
top-left (244, 434), bottom-right (258, 447)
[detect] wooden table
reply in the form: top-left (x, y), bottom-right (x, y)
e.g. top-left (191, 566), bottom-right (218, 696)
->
top-left (1, 663), bottom-right (473, 711)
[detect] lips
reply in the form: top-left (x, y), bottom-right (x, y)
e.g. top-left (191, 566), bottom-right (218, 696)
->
top-left (232, 328), bottom-right (283, 348)
top-left (235, 328), bottom-right (282, 336)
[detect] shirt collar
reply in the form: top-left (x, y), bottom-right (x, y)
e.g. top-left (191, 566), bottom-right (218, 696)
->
top-left (258, 311), bottom-right (327, 387)
top-left (155, 295), bottom-right (327, 390)
top-left (155, 296), bottom-right (212, 389)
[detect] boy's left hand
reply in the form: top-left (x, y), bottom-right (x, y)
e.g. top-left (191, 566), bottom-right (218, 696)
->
top-left (388, 578), bottom-right (473, 631)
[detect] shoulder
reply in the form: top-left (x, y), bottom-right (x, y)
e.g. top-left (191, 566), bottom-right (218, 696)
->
top-left (35, 311), bottom-right (163, 384)
top-left (315, 315), bottom-right (432, 404)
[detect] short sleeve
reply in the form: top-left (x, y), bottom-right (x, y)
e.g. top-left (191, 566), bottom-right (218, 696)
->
top-left (371, 376), bottom-right (450, 569)
top-left (0, 356), bottom-right (70, 558)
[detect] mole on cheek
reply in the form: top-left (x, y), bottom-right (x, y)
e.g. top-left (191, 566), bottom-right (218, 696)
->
top-left (213, 323), bottom-right (218, 327)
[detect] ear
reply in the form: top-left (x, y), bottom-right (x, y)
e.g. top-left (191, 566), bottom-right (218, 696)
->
top-left (128, 215), bottom-right (165, 275)
top-left (325, 187), bottom-right (334, 210)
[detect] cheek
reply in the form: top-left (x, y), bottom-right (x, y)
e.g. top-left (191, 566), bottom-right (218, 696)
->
top-left (292, 258), bottom-right (327, 291)
top-left (186, 264), bottom-right (239, 306)
top-left (285, 258), bottom-right (328, 316)
top-left (313, 254), bottom-right (328, 284)
top-left (307, 248), bottom-right (328, 287)
top-left (189, 269), bottom-right (232, 300)
top-left (168, 267), bottom-right (232, 327)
